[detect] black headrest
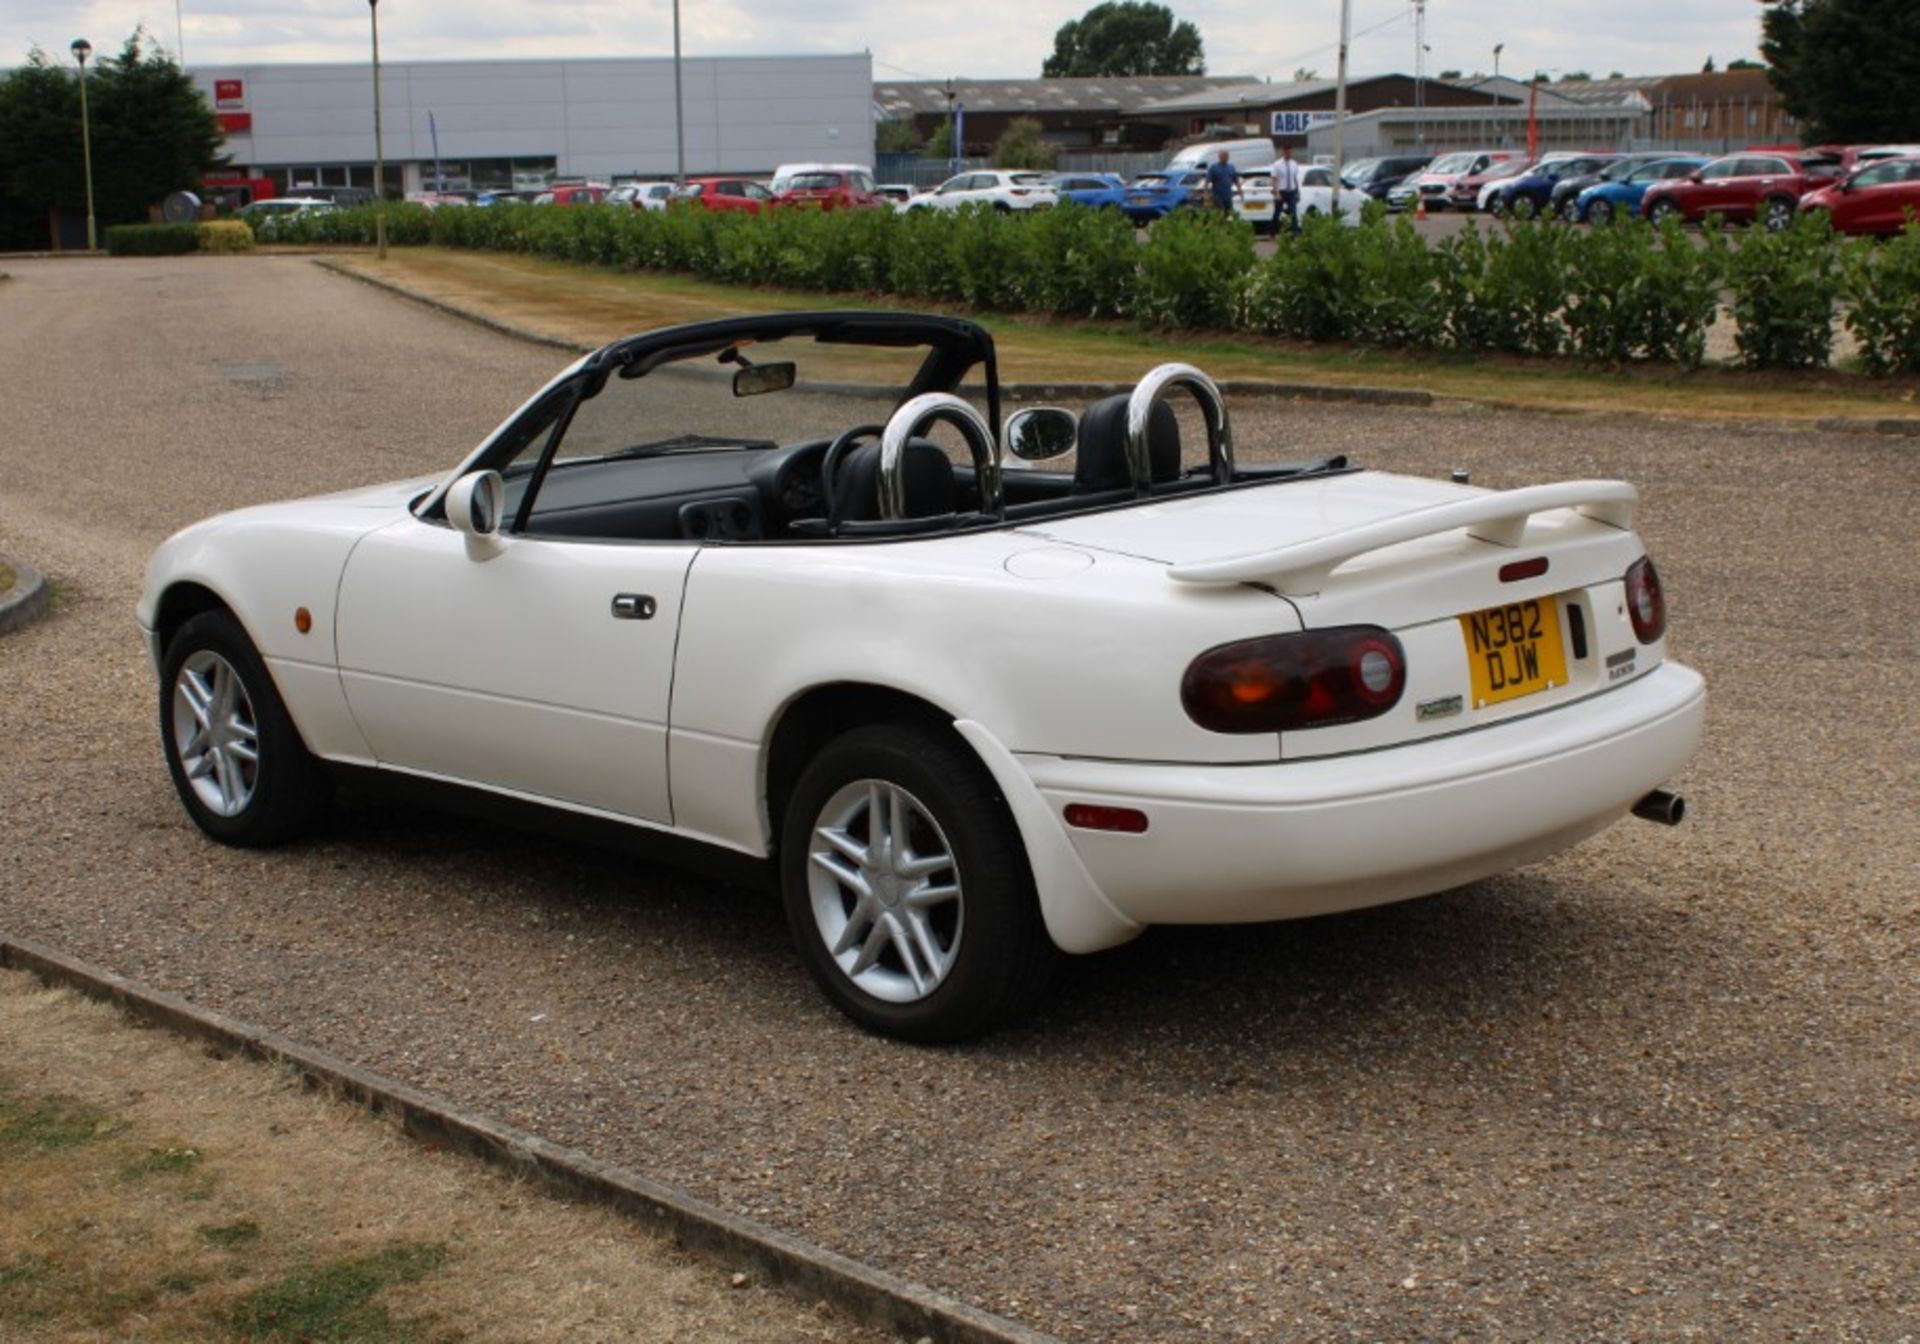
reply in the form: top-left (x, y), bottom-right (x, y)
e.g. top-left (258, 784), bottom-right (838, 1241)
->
top-left (832, 438), bottom-right (957, 523)
top-left (1074, 394), bottom-right (1182, 494)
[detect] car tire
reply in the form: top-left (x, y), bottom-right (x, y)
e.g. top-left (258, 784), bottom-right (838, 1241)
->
top-left (159, 610), bottom-right (332, 846)
top-left (1585, 198), bottom-right (1611, 226)
top-left (1488, 195), bottom-right (1508, 218)
top-left (1648, 198), bottom-right (1680, 225)
top-left (992, 202), bottom-right (1012, 214)
top-left (1509, 195), bottom-right (1535, 220)
top-left (1762, 195), bottom-right (1796, 232)
top-left (779, 723), bottom-right (1054, 1042)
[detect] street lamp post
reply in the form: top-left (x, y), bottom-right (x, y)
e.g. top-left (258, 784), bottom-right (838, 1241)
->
top-left (71, 39), bottom-right (97, 252)
top-left (672, 0), bottom-right (685, 185)
top-left (368, 0), bottom-right (385, 259)
top-left (1494, 43), bottom-right (1505, 81)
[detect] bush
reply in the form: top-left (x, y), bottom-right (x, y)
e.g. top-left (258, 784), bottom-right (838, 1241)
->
top-left (1238, 210), bottom-right (1446, 349)
top-left (194, 220), bottom-right (255, 253)
top-left (104, 223), bottom-right (197, 256)
top-left (1842, 220), bottom-right (1920, 376)
top-left (1436, 219), bottom-right (1572, 357)
top-left (1725, 211), bottom-right (1844, 370)
top-left (1016, 202), bottom-right (1137, 317)
top-left (1132, 209), bottom-right (1256, 329)
top-left (1562, 217), bottom-right (1727, 368)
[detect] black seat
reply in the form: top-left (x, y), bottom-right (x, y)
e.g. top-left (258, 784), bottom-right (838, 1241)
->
top-left (831, 438), bottom-right (957, 523)
top-left (1073, 393), bottom-right (1182, 494)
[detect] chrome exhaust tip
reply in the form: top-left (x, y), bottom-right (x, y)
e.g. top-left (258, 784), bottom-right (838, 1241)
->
top-left (1632, 789), bottom-right (1686, 826)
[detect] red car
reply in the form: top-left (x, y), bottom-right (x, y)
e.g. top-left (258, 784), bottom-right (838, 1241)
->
top-left (1799, 157), bottom-right (1920, 236)
top-left (673, 177), bottom-right (773, 215)
top-left (1639, 151), bottom-right (1840, 231)
top-left (770, 167), bottom-right (880, 211)
top-left (534, 184), bottom-right (608, 207)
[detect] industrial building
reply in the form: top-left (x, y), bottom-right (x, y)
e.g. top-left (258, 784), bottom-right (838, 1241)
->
top-left (187, 53), bottom-right (873, 197)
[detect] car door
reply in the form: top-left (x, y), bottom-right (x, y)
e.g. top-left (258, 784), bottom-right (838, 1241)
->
top-left (1839, 161), bottom-right (1916, 233)
top-left (1685, 158), bottom-right (1745, 217)
top-left (333, 381), bottom-right (694, 825)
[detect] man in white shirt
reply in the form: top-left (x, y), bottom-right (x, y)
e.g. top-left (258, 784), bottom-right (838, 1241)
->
top-left (1269, 144), bottom-right (1303, 234)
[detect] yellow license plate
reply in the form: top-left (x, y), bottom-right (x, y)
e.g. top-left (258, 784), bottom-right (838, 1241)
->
top-left (1460, 598), bottom-right (1568, 708)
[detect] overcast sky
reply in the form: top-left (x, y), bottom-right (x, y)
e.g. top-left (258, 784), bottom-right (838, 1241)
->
top-left (8, 1), bottom-right (1768, 83)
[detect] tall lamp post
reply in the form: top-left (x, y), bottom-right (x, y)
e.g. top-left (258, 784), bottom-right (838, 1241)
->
top-left (368, 0), bottom-right (386, 259)
top-left (71, 39), bottom-right (97, 252)
top-left (672, 0), bottom-right (686, 185)
top-left (1493, 43), bottom-right (1505, 81)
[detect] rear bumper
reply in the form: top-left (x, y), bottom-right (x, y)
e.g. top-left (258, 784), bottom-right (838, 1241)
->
top-left (1013, 662), bottom-right (1705, 937)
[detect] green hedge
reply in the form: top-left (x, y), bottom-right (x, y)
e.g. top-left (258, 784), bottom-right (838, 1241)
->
top-left (104, 223), bottom-right (198, 256)
top-left (256, 199), bottom-right (1920, 377)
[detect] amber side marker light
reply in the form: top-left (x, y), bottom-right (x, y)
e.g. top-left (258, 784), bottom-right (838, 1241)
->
top-left (1064, 804), bottom-right (1150, 834)
top-left (294, 606), bottom-right (312, 634)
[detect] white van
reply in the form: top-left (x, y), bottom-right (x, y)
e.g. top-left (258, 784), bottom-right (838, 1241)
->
top-left (1167, 137), bottom-right (1278, 175)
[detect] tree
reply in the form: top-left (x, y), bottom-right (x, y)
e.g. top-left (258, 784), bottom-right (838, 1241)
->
top-left (1559, 70), bottom-right (1593, 81)
top-left (1437, 69), bottom-right (1463, 81)
top-left (1762, 0), bottom-right (1920, 142)
top-left (993, 117), bottom-right (1057, 170)
top-left (875, 119), bottom-right (922, 154)
top-left (1043, 3), bottom-right (1204, 78)
top-left (1292, 67), bottom-right (1318, 82)
top-left (921, 123), bottom-right (956, 162)
top-left (1728, 58), bottom-right (1766, 70)
top-left (1702, 55), bottom-right (1717, 73)
top-left (0, 28), bottom-right (224, 247)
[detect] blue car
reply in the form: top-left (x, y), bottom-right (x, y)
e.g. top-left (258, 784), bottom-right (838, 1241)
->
top-left (1573, 157), bottom-right (1709, 225)
top-left (1488, 155), bottom-right (1618, 219)
top-left (1120, 170), bottom-right (1209, 224)
top-left (1049, 172), bottom-right (1129, 211)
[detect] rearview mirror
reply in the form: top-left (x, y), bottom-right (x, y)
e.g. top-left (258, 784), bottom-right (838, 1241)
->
top-left (445, 470), bottom-right (505, 560)
top-left (1687, 171), bottom-right (1703, 183)
top-left (1003, 407), bottom-right (1078, 464)
top-left (733, 362), bottom-right (796, 397)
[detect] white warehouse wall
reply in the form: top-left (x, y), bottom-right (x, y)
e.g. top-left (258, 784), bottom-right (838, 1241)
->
top-left (190, 53), bottom-right (875, 179)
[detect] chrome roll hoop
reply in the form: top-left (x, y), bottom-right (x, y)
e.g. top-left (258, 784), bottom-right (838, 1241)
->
top-left (880, 392), bottom-right (1002, 521)
top-left (1125, 363), bottom-right (1235, 493)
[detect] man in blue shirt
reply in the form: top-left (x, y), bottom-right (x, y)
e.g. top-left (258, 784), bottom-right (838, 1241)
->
top-left (1205, 149), bottom-right (1242, 214)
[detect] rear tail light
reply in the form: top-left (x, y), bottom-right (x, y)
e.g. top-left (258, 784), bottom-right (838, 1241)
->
top-left (1182, 627), bottom-right (1406, 734)
top-left (1624, 556), bottom-right (1666, 644)
top-left (1010, 188), bottom-right (1031, 196)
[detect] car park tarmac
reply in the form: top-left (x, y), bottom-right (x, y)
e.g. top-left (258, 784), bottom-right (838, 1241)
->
top-left (1, 256), bottom-right (1915, 1342)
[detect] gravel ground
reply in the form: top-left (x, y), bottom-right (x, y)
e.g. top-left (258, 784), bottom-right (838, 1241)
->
top-left (2, 255), bottom-right (1916, 1342)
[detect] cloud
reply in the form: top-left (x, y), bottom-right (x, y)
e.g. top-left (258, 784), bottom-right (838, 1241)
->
top-left (5, 0), bottom-right (1767, 81)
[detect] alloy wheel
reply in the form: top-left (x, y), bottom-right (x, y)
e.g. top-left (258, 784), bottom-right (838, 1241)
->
top-left (806, 779), bottom-right (963, 1004)
top-left (171, 650), bottom-right (260, 817)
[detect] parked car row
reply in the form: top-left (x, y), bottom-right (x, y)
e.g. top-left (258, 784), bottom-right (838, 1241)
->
top-left (230, 143), bottom-right (1920, 239)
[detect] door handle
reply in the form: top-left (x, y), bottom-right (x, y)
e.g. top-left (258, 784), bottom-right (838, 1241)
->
top-left (611, 594), bottom-right (656, 620)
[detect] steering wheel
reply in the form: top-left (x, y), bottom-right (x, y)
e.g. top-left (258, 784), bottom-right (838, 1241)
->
top-left (819, 423), bottom-right (885, 533)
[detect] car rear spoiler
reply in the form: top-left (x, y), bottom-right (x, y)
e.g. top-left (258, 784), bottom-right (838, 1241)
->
top-left (1168, 479), bottom-right (1638, 593)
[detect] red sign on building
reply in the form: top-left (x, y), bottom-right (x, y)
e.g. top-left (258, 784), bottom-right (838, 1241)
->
top-left (216, 112), bottom-right (253, 134)
top-left (214, 78), bottom-right (245, 108)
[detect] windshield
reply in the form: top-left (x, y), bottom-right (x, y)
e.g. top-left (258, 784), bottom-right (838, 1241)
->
top-left (1428, 153), bottom-right (1475, 175)
top-left (781, 173), bottom-right (845, 191)
top-left (1011, 172), bottom-right (1052, 187)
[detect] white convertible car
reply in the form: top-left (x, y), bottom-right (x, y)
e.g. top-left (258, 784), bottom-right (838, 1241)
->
top-left (140, 312), bottom-right (1704, 1041)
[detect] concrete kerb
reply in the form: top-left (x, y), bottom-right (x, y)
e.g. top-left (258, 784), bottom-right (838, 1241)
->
top-left (0, 553), bottom-right (51, 635)
top-left (0, 934), bottom-right (1063, 1344)
top-left (311, 257), bottom-right (1434, 409)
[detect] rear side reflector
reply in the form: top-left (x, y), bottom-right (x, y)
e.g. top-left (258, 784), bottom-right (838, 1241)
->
top-left (1499, 557), bottom-right (1550, 583)
top-left (1064, 804), bottom-right (1150, 834)
top-left (1182, 626), bottom-right (1407, 734)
